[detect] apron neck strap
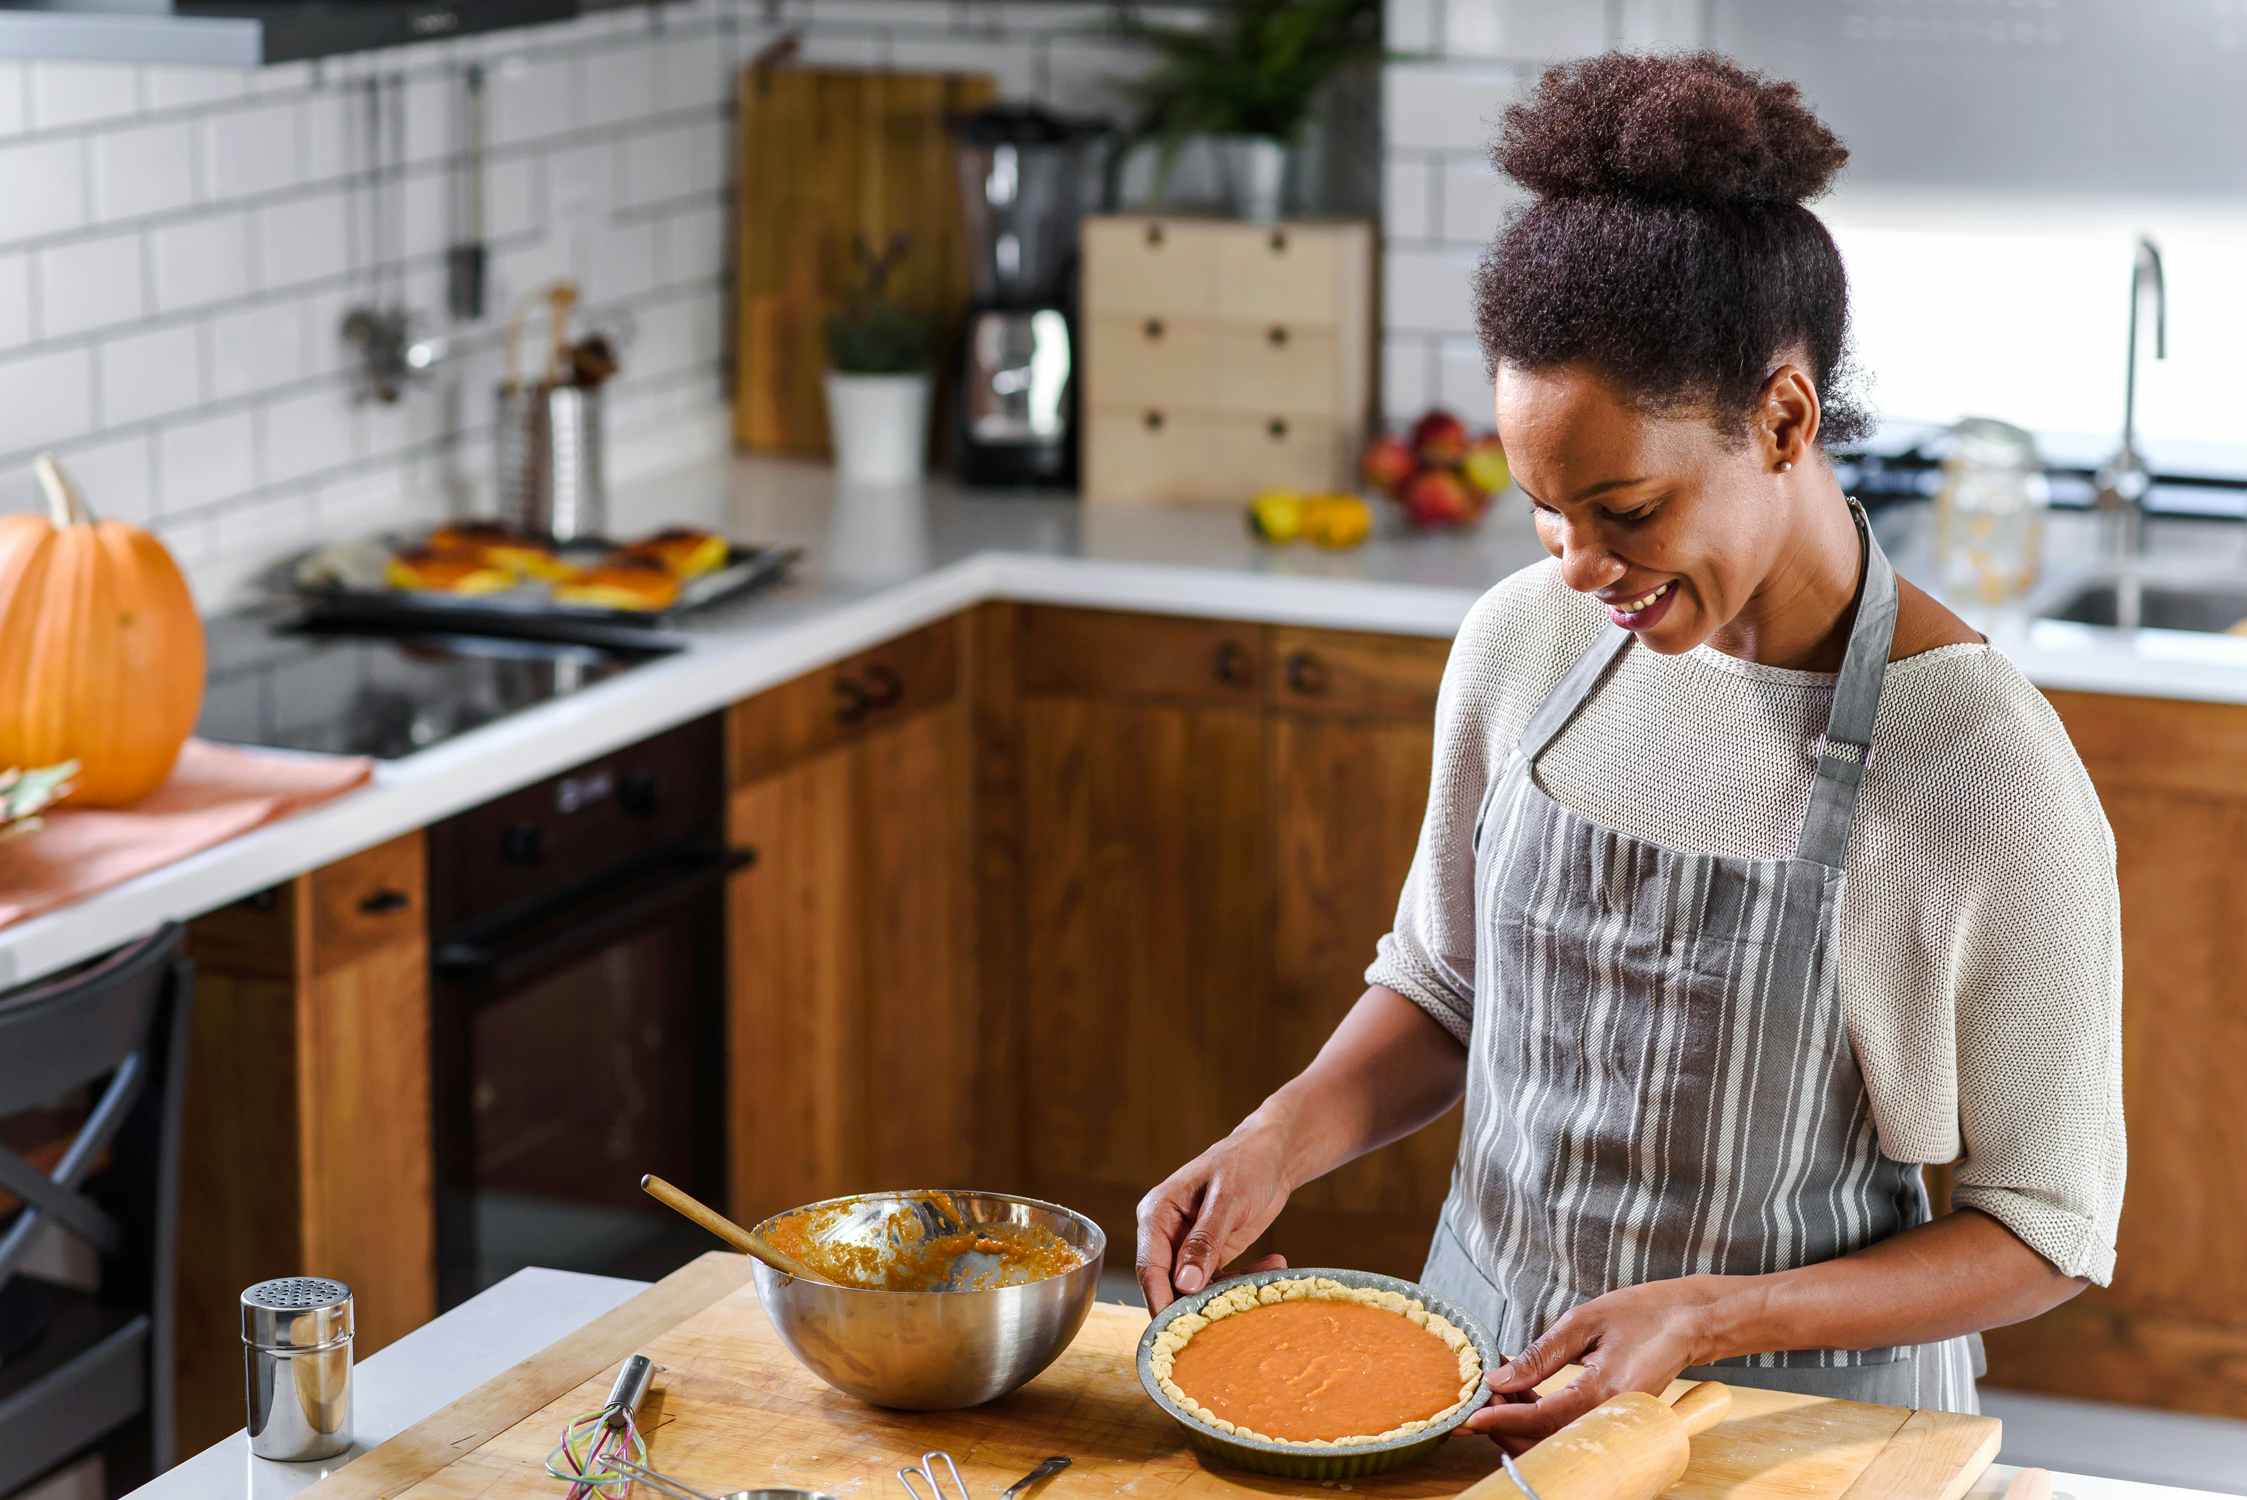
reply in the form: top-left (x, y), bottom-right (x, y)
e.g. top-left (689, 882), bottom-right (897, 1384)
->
top-left (1515, 496), bottom-right (1900, 870)
top-left (1794, 495), bottom-right (1898, 867)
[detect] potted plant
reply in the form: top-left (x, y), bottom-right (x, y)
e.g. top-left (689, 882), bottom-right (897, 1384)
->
top-left (823, 232), bottom-right (936, 484)
top-left (1115, 0), bottom-right (1380, 222)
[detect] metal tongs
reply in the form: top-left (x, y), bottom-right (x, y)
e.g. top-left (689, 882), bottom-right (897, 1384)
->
top-left (899, 1453), bottom-right (1071, 1500)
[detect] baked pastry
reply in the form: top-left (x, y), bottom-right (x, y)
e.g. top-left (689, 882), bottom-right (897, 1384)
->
top-left (385, 545), bottom-right (515, 595)
top-left (552, 553), bottom-right (681, 611)
top-left (1150, 1277), bottom-right (1482, 1447)
top-left (618, 526), bottom-right (728, 579)
top-left (427, 520), bottom-right (570, 580)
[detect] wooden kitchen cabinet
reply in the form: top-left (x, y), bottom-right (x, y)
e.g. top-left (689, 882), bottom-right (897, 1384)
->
top-left (724, 615), bottom-right (1012, 1228)
top-left (1977, 690), bottom-right (2247, 1420)
top-left (1010, 606), bottom-right (1456, 1276)
top-left (177, 831), bottom-right (434, 1455)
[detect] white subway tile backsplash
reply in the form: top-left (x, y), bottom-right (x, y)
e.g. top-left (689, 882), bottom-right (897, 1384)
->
top-left (486, 154), bottom-right (538, 240)
top-left (156, 406), bottom-right (256, 512)
top-left (252, 62), bottom-right (316, 96)
top-left (1384, 157), bottom-right (1436, 241)
top-left (547, 138), bottom-right (616, 228)
top-left (1435, 337), bottom-right (1491, 422)
top-left (151, 212), bottom-right (255, 311)
top-left (1386, 0), bottom-right (1439, 55)
top-left (300, 286), bottom-right (359, 376)
top-left (1383, 62), bottom-right (1525, 152)
top-left (207, 298), bottom-right (307, 401)
top-left (215, 485), bottom-right (314, 566)
top-left (302, 88), bottom-right (355, 182)
top-left (489, 54), bottom-right (575, 146)
top-left (659, 29), bottom-right (734, 114)
top-left (30, 62), bottom-right (140, 132)
top-left (0, 251), bottom-right (27, 349)
top-left (578, 42), bottom-right (658, 131)
top-left (0, 64), bottom-right (25, 138)
top-left (791, 31), bottom-right (885, 68)
top-left (1616, 0), bottom-right (1705, 50)
top-left (1442, 0), bottom-right (1609, 61)
top-left (400, 169), bottom-right (450, 260)
top-left (262, 385), bottom-right (355, 484)
top-left (204, 100), bottom-right (303, 201)
top-left (0, 345), bottom-right (95, 454)
top-left (0, 138), bottom-right (90, 246)
top-left (885, 35), bottom-right (1035, 98)
top-left (92, 119), bottom-right (199, 221)
top-left (1382, 245), bottom-right (1478, 332)
top-left (660, 202), bottom-right (725, 285)
top-left (619, 122), bottom-right (699, 209)
top-left (402, 73), bottom-right (456, 165)
top-left (257, 192), bottom-right (349, 289)
top-left (577, 218), bottom-right (661, 302)
top-left (143, 65), bottom-right (243, 113)
top-left (1439, 152), bottom-right (1525, 242)
top-left (37, 229), bottom-right (147, 339)
top-left (52, 430), bottom-right (155, 523)
top-left (97, 322), bottom-right (203, 427)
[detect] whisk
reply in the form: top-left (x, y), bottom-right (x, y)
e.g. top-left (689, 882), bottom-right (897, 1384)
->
top-left (545, 1353), bottom-right (844, 1500)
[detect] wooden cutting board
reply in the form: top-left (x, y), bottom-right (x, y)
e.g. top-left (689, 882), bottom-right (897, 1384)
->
top-left (733, 65), bottom-right (994, 457)
top-left (305, 1253), bottom-right (1998, 1500)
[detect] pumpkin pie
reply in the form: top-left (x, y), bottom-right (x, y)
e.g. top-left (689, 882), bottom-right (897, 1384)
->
top-left (1149, 1277), bottom-right (1483, 1447)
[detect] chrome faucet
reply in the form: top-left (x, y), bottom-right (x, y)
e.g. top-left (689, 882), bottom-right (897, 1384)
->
top-left (2092, 236), bottom-right (2166, 557)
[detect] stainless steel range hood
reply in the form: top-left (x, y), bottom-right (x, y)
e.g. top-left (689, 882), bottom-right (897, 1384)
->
top-left (0, 0), bottom-right (580, 67)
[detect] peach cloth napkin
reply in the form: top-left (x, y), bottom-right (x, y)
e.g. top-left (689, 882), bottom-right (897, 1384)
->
top-left (0, 739), bottom-right (374, 930)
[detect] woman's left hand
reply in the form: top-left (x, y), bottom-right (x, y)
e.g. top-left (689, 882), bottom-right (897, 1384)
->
top-left (1459, 1276), bottom-right (1726, 1456)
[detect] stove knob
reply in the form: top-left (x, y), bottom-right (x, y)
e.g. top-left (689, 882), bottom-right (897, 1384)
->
top-left (501, 822), bottom-right (545, 866)
top-left (619, 771), bottom-right (660, 818)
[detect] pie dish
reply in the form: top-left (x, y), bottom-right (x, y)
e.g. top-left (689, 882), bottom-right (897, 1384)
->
top-left (1137, 1267), bottom-right (1497, 1478)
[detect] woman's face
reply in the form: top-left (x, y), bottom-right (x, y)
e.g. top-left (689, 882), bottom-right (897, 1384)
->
top-left (1494, 361), bottom-right (1793, 656)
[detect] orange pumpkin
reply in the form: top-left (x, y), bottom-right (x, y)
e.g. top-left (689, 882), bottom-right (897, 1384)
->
top-left (0, 455), bottom-right (204, 806)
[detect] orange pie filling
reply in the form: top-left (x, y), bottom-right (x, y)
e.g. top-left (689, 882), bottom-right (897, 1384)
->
top-left (1149, 1278), bottom-right (1482, 1447)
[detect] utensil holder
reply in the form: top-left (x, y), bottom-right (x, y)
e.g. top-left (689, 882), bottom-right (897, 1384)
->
top-left (496, 381), bottom-right (605, 541)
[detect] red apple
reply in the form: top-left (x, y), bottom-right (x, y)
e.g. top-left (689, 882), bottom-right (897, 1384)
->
top-left (1361, 433), bottom-right (1415, 497)
top-left (1409, 409), bottom-right (1469, 467)
top-left (1462, 433), bottom-right (1509, 498)
top-left (1400, 466), bottom-right (1474, 528)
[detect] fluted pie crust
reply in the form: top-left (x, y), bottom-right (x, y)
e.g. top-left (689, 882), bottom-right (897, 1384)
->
top-left (1149, 1276), bottom-right (1484, 1448)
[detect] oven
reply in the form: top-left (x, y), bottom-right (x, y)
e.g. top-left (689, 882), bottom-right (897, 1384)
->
top-left (426, 713), bottom-right (742, 1310)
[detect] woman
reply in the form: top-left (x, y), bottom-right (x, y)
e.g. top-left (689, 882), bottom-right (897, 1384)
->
top-left (1135, 52), bottom-right (2123, 1446)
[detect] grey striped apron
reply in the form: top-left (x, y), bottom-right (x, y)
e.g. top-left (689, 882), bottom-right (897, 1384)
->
top-left (1419, 499), bottom-right (1982, 1413)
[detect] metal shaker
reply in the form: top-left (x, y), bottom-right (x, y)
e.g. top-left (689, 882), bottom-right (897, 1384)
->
top-left (242, 1276), bottom-right (353, 1461)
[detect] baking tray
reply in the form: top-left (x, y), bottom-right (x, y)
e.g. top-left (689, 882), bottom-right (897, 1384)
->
top-left (282, 533), bottom-right (802, 633)
top-left (1136, 1265), bottom-right (1500, 1479)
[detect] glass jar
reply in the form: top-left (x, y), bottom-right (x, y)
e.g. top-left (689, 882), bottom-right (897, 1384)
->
top-left (1933, 416), bottom-right (2049, 607)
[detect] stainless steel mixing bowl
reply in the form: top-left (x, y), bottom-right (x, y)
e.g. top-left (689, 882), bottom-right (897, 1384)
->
top-left (749, 1190), bottom-right (1106, 1410)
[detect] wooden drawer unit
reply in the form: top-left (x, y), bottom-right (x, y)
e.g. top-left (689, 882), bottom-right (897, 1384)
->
top-left (1019, 606), bottom-right (1267, 707)
top-left (1082, 215), bottom-right (1375, 506)
top-left (1267, 626), bottom-right (1451, 720)
top-left (726, 619), bottom-right (959, 785)
top-left (309, 833), bottom-right (426, 971)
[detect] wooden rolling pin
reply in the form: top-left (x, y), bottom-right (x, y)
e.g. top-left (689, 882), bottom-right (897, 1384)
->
top-left (1459, 1381), bottom-right (1731, 1500)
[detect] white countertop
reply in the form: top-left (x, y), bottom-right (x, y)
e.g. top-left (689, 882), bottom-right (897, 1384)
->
top-left (9, 456), bottom-right (2247, 989)
top-left (124, 1263), bottom-right (2229, 1500)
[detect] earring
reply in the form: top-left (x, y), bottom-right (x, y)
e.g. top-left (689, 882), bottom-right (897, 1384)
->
top-left (1777, 460), bottom-right (1794, 473)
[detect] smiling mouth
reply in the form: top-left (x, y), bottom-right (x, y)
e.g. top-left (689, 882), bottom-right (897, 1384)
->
top-left (1602, 580), bottom-right (1676, 613)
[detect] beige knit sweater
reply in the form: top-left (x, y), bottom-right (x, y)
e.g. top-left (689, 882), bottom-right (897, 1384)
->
top-left (1366, 558), bottom-right (2125, 1285)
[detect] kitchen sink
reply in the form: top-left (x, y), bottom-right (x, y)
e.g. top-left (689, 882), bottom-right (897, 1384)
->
top-left (2040, 576), bottom-right (2247, 635)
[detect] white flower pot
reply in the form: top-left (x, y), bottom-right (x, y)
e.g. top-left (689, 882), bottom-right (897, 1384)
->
top-left (1214, 135), bottom-right (1292, 223)
top-left (823, 370), bottom-right (933, 484)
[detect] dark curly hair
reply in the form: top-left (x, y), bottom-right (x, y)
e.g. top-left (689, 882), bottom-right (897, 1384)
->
top-left (1473, 51), bottom-right (1872, 448)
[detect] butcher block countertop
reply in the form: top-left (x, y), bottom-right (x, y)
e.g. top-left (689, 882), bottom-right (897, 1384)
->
top-left (128, 1254), bottom-right (2224, 1500)
top-left (10, 455), bottom-right (2247, 989)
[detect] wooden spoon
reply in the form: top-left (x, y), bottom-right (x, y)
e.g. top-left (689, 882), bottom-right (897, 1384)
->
top-left (639, 1174), bottom-right (835, 1286)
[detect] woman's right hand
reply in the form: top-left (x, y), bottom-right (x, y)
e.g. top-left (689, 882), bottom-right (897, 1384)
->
top-left (1135, 1124), bottom-right (1296, 1315)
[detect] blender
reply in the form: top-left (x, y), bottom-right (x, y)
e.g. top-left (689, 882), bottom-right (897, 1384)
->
top-left (946, 105), bottom-right (1111, 488)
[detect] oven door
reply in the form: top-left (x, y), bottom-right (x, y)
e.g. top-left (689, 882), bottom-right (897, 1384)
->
top-left (429, 845), bottom-right (748, 1309)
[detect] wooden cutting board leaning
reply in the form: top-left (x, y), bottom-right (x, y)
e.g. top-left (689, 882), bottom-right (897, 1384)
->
top-left (733, 64), bottom-right (993, 457)
top-left (302, 1252), bottom-right (1999, 1500)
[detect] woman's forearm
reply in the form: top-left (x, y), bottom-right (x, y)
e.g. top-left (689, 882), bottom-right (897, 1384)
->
top-left (1694, 1207), bottom-right (2086, 1361)
top-left (1240, 985), bottom-right (1468, 1195)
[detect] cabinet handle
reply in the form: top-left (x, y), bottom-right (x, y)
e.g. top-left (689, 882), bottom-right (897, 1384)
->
top-left (1143, 316), bottom-right (1165, 340)
top-left (1145, 221), bottom-right (1166, 247)
top-left (1285, 651), bottom-right (1328, 696)
top-left (862, 664), bottom-right (903, 709)
top-left (1144, 409), bottom-right (1165, 431)
top-left (834, 676), bottom-right (872, 725)
top-left (1267, 324), bottom-right (1289, 347)
top-left (1213, 641), bottom-right (1252, 687)
top-left (358, 887), bottom-right (411, 916)
top-left (1267, 417), bottom-right (1289, 439)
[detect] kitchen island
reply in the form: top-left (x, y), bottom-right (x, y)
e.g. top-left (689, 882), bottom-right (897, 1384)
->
top-left (15, 454), bottom-right (2247, 1453)
top-left (124, 1259), bottom-right (2228, 1500)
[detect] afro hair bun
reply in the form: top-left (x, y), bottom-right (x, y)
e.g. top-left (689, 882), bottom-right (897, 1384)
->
top-left (1495, 51), bottom-right (1848, 207)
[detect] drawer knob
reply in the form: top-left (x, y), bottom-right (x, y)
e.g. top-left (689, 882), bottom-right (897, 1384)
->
top-left (862, 664), bottom-right (903, 709)
top-left (1267, 417), bottom-right (1289, 439)
top-left (1144, 409), bottom-right (1166, 431)
top-left (1143, 316), bottom-right (1165, 340)
top-left (1268, 229), bottom-right (1289, 253)
top-left (358, 887), bottom-right (411, 916)
top-left (1213, 641), bottom-right (1252, 687)
top-left (1285, 651), bottom-right (1328, 696)
top-left (1145, 222), bottom-right (1165, 247)
top-left (1267, 325), bottom-right (1289, 347)
top-left (834, 676), bottom-right (872, 725)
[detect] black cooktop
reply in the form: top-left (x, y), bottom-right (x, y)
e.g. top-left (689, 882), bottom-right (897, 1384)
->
top-left (197, 612), bottom-right (676, 760)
